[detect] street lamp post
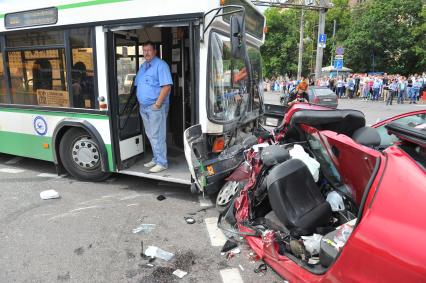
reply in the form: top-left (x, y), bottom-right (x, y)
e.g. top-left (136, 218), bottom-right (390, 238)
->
top-left (314, 0), bottom-right (326, 80)
top-left (297, 9), bottom-right (305, 80)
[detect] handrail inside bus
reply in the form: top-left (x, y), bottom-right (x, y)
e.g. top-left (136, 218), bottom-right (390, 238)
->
top-left (201, 5), bottom-right (245, 42)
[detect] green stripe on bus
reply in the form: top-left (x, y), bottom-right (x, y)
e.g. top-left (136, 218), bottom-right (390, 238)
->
top-left (105, 144), bottom-right (115, 172)
top-left (0, 131), bottom-right (53, 161)
top-left (0, 130), bottom-right (115, 172)
top-left (58, 0), bottom-right (131, 10)
top-left (0, 107), bottom-right (109, 120)
top-left (0, 0), bottom-right (131, 18)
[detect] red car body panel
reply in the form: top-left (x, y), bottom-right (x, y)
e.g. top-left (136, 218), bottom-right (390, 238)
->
top-left (283, 103), bottom-right (329, 125)
top-left (328, 146), bottom-right (426, 282)
top-left (313, 128), bottom-right (381, 205)
top-left (372, 110), bottom-right (426, 128)
top-left (233, 106), bottom-right (426, 282)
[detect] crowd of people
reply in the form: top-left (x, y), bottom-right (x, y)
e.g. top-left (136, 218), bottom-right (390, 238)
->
top-left (264, 72), bottom-right (426, 105)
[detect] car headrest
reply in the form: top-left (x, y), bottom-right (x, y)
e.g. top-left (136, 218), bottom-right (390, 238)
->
top-left (289, 109), bottom-right (366, 137)
top-left (351, 127), bottom-right (381, 147)
top-left (261, 145), bottom-right (290, 167)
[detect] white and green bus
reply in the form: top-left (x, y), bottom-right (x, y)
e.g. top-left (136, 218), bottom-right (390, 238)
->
top-left (0, 0), bottom-right (265, 188)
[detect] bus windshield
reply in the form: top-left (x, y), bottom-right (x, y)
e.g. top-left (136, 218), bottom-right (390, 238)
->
top-left (208, 32), bottom-right (249, 122)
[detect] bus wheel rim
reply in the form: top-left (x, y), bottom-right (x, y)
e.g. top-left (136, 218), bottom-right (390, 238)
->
top-left (71, 137), bottom-right (100, 170)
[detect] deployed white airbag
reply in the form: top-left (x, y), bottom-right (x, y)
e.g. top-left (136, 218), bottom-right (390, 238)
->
top-left (289, 144), bottom-right (320, 182)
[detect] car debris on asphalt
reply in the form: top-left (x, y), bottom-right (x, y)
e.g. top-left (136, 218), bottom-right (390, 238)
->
top-left (172, 269), bottom-right (188, 279)
top-left (254, 263), bottom-right (268, 276)
top-left (144, 246), bottom-right (174, 261)
top-left (184, 216), bottom-right (196, 224)
top-left (156, 195), bottom-right (166, 201)
top-left (132, 223), bottom-right (156, 234)
top-left (220, 239), bottom-right (238, 253)
top-left (40, 190), bottom-right (60, 200)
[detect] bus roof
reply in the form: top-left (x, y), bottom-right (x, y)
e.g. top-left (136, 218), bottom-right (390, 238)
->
top-left (0, 0), bottom-right (209, 30)
top-left (0, 0), bottom-right (264, 36)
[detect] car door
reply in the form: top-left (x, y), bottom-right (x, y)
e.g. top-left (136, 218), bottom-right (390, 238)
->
top-left (372, 110), bottom-right (426, 149)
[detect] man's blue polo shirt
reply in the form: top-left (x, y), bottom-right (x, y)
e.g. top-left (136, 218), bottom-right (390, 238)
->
top-left (135, 56), bottom-right (173, 106)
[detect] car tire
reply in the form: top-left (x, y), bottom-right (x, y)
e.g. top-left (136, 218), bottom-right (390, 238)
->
top-left (216, 180), bottom-right (240, 213)
top-left (59, 128), bottom-right (110, 182)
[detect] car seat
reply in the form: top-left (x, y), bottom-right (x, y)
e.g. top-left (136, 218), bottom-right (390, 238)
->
top-left (351, 126), bottom-right (381, 147)
top-left (267, 159), bottom-right (332, 236)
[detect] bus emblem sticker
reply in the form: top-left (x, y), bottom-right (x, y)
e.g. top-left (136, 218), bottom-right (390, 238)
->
top-left (33, 116), bottom-right (48, 136)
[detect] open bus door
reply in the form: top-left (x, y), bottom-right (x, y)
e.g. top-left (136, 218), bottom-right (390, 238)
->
top-left (107, 32), bottom-right (144, 170)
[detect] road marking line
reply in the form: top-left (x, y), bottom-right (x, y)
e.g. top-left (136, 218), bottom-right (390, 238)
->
top-left (199, 195), bottom-right (213, 207)
top-left (220, 268), bottom-right (244, 283)
top-left (0, 168), bottom-right (25, 174)
top-left (37, 173), bottom-right (61, 178)
top-left (120, 194), bottom-right (142, 201)
top-left (205, 217), bottom-right (227, 246)
top-left (5, 157), bottom-right (23, 165)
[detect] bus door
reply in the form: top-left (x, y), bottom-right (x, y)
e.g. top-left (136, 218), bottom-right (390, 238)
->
top-left (108, 33), bottom-right (143, 170)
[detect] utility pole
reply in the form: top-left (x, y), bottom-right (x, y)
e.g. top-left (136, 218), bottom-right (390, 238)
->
top-left (297, 9), bottom-right (305, 80)
top-left (330, 19), bottom-right (336, 66)
top-left (314, 0), bottom-right (326, 80)
top-left (252, 0), bottom-right (333, 78)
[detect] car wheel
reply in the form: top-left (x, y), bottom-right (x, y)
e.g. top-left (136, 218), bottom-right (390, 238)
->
top-left (59, 128), bottom-right (110, 181)
top-left (216, 181), bottom-right (240, 213)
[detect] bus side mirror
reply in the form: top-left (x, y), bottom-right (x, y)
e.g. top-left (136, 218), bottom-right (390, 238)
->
top-left (230, 15), bottom-right (246, 59)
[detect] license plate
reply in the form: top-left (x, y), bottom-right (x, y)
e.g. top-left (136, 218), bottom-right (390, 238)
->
top-left (322, 98), bottom-right (332, 102)
top-left (265, 117), bottom-right (279, 127)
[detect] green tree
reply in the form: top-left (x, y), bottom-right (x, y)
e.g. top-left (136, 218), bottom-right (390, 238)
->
top-left (344, 0), bottom-right (425, 74)
top-left (261, 0), bottom-right (425, 76)
top-left (261, 8), bottom-right (300, 78)
top-left (261, 3), bottom-right (350, 78)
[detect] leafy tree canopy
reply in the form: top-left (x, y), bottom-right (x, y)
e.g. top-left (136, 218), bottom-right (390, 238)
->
top-left (261, 0), bottom-right (425, 77)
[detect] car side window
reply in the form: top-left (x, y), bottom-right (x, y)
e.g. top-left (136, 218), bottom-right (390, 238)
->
top-left (376, 114), bottom-right (426, 147)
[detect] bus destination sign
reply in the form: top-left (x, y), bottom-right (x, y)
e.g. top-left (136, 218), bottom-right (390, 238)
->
top-left (5, 7), bottom-right (58, 29)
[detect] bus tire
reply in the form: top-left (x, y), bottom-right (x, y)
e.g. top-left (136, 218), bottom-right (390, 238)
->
top-left (59, 128), bottom-right (110, 182)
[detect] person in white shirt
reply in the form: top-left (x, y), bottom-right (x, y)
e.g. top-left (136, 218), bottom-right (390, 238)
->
top-left (336, 76), bottom-right (345, 98)
top-left (362, 75), bottom-right (370, 100)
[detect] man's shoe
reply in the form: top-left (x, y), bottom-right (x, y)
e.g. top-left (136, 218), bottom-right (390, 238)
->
top-left (144, 161), bottom-right (156, 168)
top-left (149, 165), bottom-right (167, 173)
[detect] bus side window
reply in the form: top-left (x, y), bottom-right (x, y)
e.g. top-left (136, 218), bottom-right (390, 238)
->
top-left (33, 59), bottom-right (53, 91)
top-left (70, 28), bottom-right (95, 109)
top-left (0, 51), bottom-right (7, 103)
top-left (7, 49), bottom-right (67, 106)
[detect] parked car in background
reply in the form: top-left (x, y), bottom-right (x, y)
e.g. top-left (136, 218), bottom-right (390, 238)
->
top-left (281, 86), bottom-right (338, 108)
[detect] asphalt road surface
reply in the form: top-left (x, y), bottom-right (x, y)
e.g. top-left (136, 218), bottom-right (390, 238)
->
top-left (0, 154), bottom-right (283, 283)
top-left (1, 93), bottom-right (424, 283)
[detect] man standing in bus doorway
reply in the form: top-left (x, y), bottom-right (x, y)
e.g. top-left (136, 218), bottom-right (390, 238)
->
top-left (135, 41), bottom-right (173, 173)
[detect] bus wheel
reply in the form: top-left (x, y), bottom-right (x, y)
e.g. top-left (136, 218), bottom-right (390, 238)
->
top-left (59, 128), bottom-right (110, 181)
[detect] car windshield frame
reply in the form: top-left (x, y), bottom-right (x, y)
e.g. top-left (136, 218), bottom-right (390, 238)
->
top-left (375, 113), bottom-right (426, 148)
top-left (305, 130), bottom-right (343, 188)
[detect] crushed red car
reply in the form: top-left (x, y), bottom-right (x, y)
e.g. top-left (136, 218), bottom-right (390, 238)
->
top-left (184, 103), bottom-right (426, 282)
